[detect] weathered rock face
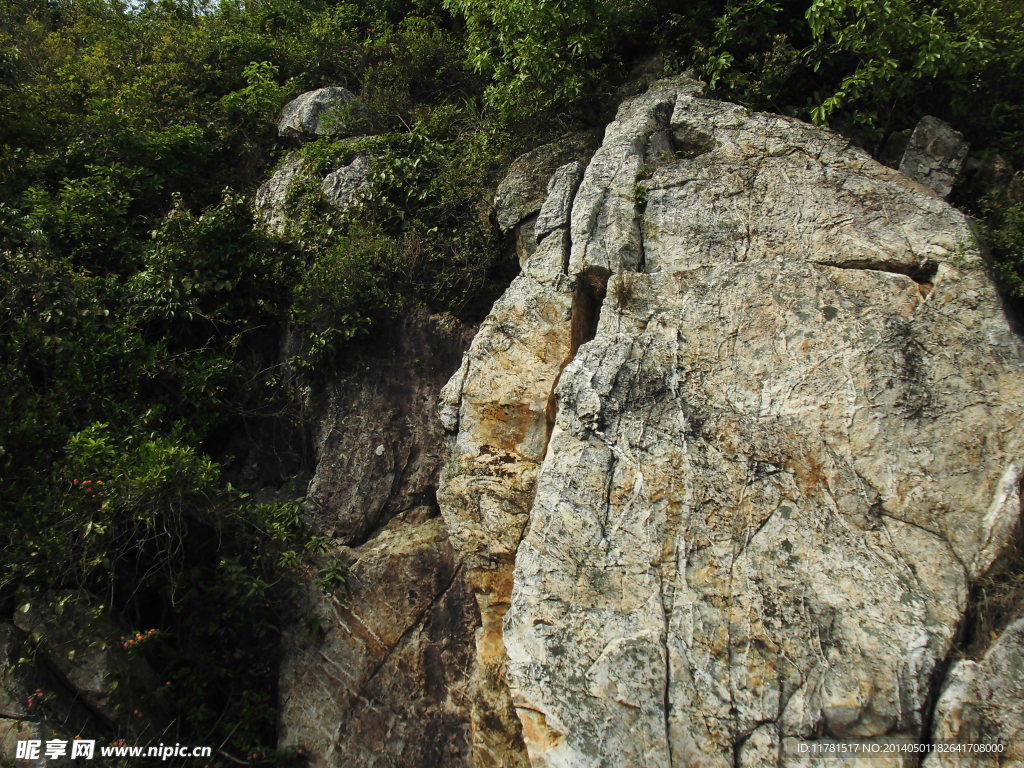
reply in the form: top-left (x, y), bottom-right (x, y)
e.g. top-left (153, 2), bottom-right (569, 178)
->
top-left (321, 154), bottom-right (372, 211)
top-left (436, 219), bottom-right (575, 768)
top-left (304, 311), bottom-right (474, 543)
top-left (438, 75), bottom-right (1024, 768)
top-left (493, 134), bottom-right (596, 233)
top-left (278, 87), bottom-right (359, 139)
top-left (255, 152), bottom-right (371, 235)
top-left (279, 518), bottom-right (477, 768)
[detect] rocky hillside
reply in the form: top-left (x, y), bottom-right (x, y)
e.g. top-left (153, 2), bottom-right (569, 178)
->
top-left (4, 56), bottom-right (1023, 764)
top-left (3, 0), bottom-right (1024, 759)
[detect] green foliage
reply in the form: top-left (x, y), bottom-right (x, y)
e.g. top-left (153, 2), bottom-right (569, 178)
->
top-left (689, 0), bottom-right (805, 114)
top-left (978, 179), bottom-right (1024, 299)
top-left (444, 0), bottom-right (653, 119)
top-left (0, 3), bottom-right (502, 758)
top-left (284, 105), bottom-right (513, 350)
top-left (290, 223), bottom-right (405, 369)
top-left (0, 1), bottom-right (334, 757)
top-left (316, 562), bottom-right (350, 595)
top-left (358, 14), bottom-right (477, 131)
top-left (57, 423), bottom-right (221, 587)
top-left (691, 0), bottom-right (1023, 151)
top-left (802, 0), bottom-right (985, 134)
top-left (132, 190), bottom-right (294, 329)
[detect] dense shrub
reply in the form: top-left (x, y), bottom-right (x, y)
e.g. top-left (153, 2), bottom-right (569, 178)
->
top-left (979, 178), bottom-right (1024, 300)
top-left (444, 0), bottom-right (655, 119)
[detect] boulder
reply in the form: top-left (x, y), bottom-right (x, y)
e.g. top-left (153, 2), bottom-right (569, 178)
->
top-left (898, 115), bottom-right (969, 197)
top-left (320, 154), bottom-right (371, 211)
top-left (439, 76), bottom-right (1024, 767)
top-left (278, 87), bottom-right (359, 140)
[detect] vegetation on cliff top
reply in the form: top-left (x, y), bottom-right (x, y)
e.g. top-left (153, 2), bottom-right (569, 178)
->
top-left (1, 0), bottom-right (1022, 763)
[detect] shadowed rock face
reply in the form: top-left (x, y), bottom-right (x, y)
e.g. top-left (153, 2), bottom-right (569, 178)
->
top-left (438, 75), bottom-right (1024, 767)
top-left (493, 133), bottom-right (597, 234)
top-left (277, 310), bottom-right (482, 768)
top-left (278, 518), bottom-right (478, 768)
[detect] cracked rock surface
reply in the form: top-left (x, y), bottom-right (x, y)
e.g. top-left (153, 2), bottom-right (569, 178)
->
top-left (439, 75), bottom-right (1024, 767)
top-left (278, 518), bottom-right (477, 768)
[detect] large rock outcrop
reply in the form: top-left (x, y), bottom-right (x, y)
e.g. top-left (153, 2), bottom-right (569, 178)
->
top-left (437, 180), bottom-right (577, 767)
top-left (438, 75), bottom-right (1024, 767)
